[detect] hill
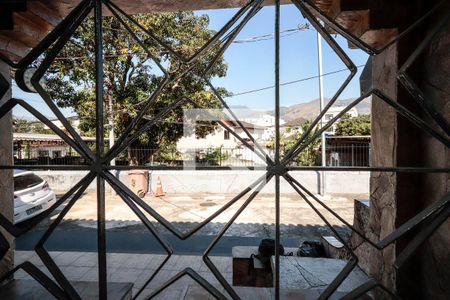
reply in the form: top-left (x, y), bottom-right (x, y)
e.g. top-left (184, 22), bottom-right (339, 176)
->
top-left (271, 97), bottom-right (371, 123)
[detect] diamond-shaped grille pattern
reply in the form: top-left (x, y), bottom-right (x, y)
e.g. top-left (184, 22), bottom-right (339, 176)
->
top-left (0, 0), bottom-right (448, 299)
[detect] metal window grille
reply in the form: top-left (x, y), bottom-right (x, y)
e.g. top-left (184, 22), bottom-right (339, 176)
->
top-left (0, 0), bottom-right (449, 299)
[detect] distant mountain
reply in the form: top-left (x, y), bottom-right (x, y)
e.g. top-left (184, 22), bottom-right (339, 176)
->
top-left (283, 117), bottom-right (309, 127)
top-left (270, 97), bottom-right (371, 122)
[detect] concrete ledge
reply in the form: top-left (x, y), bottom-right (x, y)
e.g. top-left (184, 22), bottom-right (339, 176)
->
top-left (321, 236), bottom-right (349, 259)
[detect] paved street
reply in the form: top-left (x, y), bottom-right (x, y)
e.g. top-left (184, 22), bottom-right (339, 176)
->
top-left (17, 192), bottom-right (364, 254)
top-left (13, 191), bottom-right (367, 298)
top-left (53, 192), bottom-right (360, 235)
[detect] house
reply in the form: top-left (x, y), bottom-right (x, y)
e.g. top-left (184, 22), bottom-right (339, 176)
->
top-left (322, 106), bottom-right (358, 134)
top-left (13, 132), bottom-right (96, 164)
top-left (239, 113), bottom-right (285, 141)
top-left (176, 108), bottom-right (281, 164)
top-left (43, 116), bottom-right (81, 134)
top-left (176, 120), bottom-right (265, 149)
top-left (176, 119), bottom-right (267, 166)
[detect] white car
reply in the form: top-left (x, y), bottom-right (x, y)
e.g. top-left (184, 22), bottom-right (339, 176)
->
top-left (14, 170), bottom-right (56, 224)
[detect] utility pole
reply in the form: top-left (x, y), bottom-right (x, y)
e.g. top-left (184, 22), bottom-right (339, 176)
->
top-left (105, 79), bottom-right (115, 166)
top-left (317, 30), bottom-right (326, 196)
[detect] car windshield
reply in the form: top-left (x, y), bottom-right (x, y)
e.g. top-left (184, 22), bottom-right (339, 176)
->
top-left (14, 174), bottom-right (44, 192)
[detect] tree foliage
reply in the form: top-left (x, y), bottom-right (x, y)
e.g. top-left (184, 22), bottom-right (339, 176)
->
top-left (335, 114), bottom-right (371, 136)
top-left (266, 121), bottom-right (320, 166)
top-left (197, 146), bottom-right (229, 166)
top-left (44, 12), bottom-right (228, 163)
top-left (13, 118), bottom-right (54, 134)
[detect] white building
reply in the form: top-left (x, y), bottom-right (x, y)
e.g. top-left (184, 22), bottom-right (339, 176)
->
top-left (322, 106), bottom-right (358, 134)
top-left (240, 112), bottom-right (285, 141)
top-left (13, 132), bottom-right (95, 160)
top-left (177, 120), bottom-right (265, 148)
top-left (44, 116), bottom-right (81, 134)
top-left (176, 120), bottom-right (267, 166)
top-left (176, 108), bottom-right (287, 166)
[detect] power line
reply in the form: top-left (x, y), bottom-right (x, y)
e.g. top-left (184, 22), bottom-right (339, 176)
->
top-left (232, 23), bottom-right (310, 43)
top-left (51, 24), bottom-right (310, 61)
top-left (12, 65), bottom-right (366, 110)
top-left (227, 64), bottom-right (365, 97)
top-left (11, 63), bottom-right (366, 115)
top-left (103, 23), bottom-right (310, 44)
top-left (111, 64), bottom-right (365, 115)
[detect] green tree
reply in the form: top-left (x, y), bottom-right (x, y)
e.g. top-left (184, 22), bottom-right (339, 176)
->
top-left (266, 121), bottom-right (320, 166)
top-left (13, 118), bottom-right (54, 134)
top-left (335, 114), bottom-right (371, 136)
top-left (196, 146), bottom-right (228, 166)
top-left (45, 12), bottom-right (228, 163)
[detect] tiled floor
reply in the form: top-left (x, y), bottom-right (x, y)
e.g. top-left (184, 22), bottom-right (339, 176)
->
top-left (14, 251), bottom-right (233, 299)
top-left (13, 251), bottom-right (364, 299)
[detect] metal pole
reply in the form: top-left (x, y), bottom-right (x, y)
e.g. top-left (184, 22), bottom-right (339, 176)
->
top-left (274, 1), bottom-right (281, 299)
top-left (317, 29), bottom-right (326, 196)
top-left (105, 80), bottom-right (119, 195)
top-left (105, 80), bottom-right (115, 166)
top-left (94, 0), bottom-right (107, 298)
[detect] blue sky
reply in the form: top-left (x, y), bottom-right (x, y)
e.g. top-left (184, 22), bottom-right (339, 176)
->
top-left (206, 4), bottom-right (368, 110)
top-left (12, 3), bottom-right (368, 119)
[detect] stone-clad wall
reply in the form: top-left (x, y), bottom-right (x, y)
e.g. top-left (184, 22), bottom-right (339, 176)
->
top-left (0, 62), bottom-right (13, 278)
top-left (367, 44), bottom-right (398, 292)
top-left (354, 2), bottom-right (450, 298)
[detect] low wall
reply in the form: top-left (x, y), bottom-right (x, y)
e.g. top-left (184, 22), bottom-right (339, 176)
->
top-left (34, 170), bottom-right (370, 195)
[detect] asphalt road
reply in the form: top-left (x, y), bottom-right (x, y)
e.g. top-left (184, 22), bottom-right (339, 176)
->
top-left (16, 229), bottom-right (301, 256)
top-left (15, 192), bottom-right (354, 255)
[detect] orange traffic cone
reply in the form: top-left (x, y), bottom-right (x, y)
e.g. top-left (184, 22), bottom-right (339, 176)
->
top-left (154, 176), bottom-right (165, 197)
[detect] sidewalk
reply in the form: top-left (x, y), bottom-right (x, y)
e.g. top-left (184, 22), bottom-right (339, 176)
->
top-left (14, 251), bottom-right (232, 299)
top-left (49, 192), bottom-right (357, 236)
top-left (13, 251), bottom-right (365, 300)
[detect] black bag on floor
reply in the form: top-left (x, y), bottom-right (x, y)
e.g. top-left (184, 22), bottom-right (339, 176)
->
top-left (297, 240), bottom-right (324, 257)
top-left (249, 239), bottom-right (285, 273)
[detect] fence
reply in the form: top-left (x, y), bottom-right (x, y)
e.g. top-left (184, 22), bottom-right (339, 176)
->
top-left (13, 147), bottom-right (268, 167)
top-left (127, 147), bottom-right (267, 167)
top-left (14, 145), bottom-right (370, 167)
top-left (326, 144), bottom-right (370, 167)
top-left (14, 148), bottom-right (87, 165)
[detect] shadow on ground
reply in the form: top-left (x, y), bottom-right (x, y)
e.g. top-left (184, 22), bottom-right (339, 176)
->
top-left (17, 218), bottom-right (350, 256)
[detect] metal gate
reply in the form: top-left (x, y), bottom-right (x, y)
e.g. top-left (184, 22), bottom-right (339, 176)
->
top-left (0, 0), bottom-right (449, 299)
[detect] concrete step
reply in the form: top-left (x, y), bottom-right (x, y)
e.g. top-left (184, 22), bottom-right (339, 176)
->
top-left (271, 256), bottom-right (370, 293)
